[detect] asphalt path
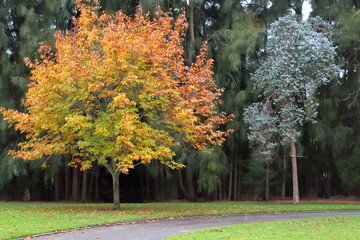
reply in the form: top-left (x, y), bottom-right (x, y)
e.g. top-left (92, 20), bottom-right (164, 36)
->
top-left (30, 210), bottom-right (360, 240)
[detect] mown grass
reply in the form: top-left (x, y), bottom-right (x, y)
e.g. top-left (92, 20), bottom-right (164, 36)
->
top-left (0, 202), bottom-right (359, 239)
top-left (165, 216), bottom-right (360, 240)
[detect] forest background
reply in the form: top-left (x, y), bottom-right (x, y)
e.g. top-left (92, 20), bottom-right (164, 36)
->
top-left (0, 0), bottom-right (359, 203)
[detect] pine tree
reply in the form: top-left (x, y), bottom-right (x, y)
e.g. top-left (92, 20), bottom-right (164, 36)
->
top-left (310, 0), bottom-right (360, 197)
top-left (0, 0), bottom-right (76, 199)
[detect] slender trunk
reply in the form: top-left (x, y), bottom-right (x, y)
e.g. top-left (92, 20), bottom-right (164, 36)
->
top-left (54, 170), bottom-right (61, 201)
top-left (289, 138), bottom-right (300, 204)
top-left (65, 166), bottom-right (70, 201)
top-left (186, 168), bottom-right (196, 201)
top-left (31, 171), bottom-right (39, 201)
top-left (281, 154), bottom-right (287, 199)
top-left (233, 157), bottom-right (238, 200)
top-left (294, 0), bottom-right (303, 15)
top-left (95, 166), bottom-right (99, 202)
top-left (326, 149), bottom-right (336, 197)
top-left (72, 168), bottom-right (79, 201)
top-left (315, 164), bottom-right (319, 197)
top-left (178, 170), bottom-right (189, 199)
top-left (102, 162), bottom-right (121, 210)
top-left (237, 156), bottom-right (242, 201)
top-left (227, 156), bottom-right (233, 200)
top-left (160, 167), bottom-right (165, 200)
top-left (112, 172), bottom-right (121, 210)
top-left (265, 163), bottom-right (270, 201)
top-left (81, 170), bottom-right (88, 202)
top-left (186, 1), bottom-right (195, 65)
top-left (145, 169), bottom-right (150, 200)
top-left (218, 176), bottom-right (222, 200)
top-left (155, 170), bottom-right (160, 201)
top-left (88, 170), bottom-right (94, 201)
top-left (139, 168), bottom-right (145, 201)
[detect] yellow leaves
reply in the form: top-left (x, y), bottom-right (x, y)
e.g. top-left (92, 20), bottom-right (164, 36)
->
top-left (41, 162), bottom-right (48, 169)
top-left (64, 114), bottom-right (92, 131)
top-left (0, 0), bottom-right (232, 176)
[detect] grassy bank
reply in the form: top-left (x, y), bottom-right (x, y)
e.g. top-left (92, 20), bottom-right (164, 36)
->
top-left (165, 216), bottom-right (360, 239)
top-left (0, 201), bottom-right (359, 239)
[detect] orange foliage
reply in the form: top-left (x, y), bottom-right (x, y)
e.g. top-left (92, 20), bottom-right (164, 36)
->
top-left (0, 0), bottom-right (231, 173)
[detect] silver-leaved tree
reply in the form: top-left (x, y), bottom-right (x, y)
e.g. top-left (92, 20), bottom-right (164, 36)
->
top-left (243, 13), bottom-right (337, 204)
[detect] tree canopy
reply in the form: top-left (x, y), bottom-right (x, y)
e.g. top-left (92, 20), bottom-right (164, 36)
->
top-left (0, 0), bottom-right (231, 209)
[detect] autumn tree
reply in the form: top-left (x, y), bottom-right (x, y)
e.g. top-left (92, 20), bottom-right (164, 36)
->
top-left (0, 0), bottom-right (231, 210)
top-left (243, 13), bottom-right (337, 204)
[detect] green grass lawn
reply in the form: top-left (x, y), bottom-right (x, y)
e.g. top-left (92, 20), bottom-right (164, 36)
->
top-left (0, 202), bottom-right (359, 239)
top-left (165, 216), bottom-right (360, 240)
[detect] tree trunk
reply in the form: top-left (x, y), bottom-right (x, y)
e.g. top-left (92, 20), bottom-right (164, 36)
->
top-left (227, 156), bottom-right (233, 200)
top-left (138, 168), bottom-right (145, 201)
top-left (178, 170), bottom-right (189, 199)
top-left (186, 1), bottom-right (195, 65)
top-left (95, 167), bottom-right (99, 202)
top-left (65, 165), bottom-right (70, 201)
top-left (88, 169), bottom-right (94, 201)
top-left (102, 161), bottom-right (121, 210)
top-left (54, 170), bottom-right (62, 201)
top-left (145, 169), bottom-right (150, 200)
top-left (186, 168), bottom-right (196, 201)
top-left (233, 157), bottom-right (238, 200)
top-left (154, 169), bottom-right (160, 201)
top-left (265, 162), bottom-right (270, 201)
top-left (159, 167), bottom-right (165, 200)
top-left (281, 154), bottom-right (287, 200)
top-left (289, 138), bottom-right (300, 204)
top-left (112, 172), bottom-right (121, 210)
top-left (72, 168), bottom-right (79, 201)
top-left (81, 170), bottom-right (88, 202)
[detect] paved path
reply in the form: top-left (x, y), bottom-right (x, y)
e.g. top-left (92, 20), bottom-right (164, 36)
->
top-left (30, 211), bottom-right (360, 240)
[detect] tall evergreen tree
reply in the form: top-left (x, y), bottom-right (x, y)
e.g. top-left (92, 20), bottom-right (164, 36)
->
top-left (0, 0), bottom-right (76, 199)
top-left (309, 0), bottom-right (360, 197)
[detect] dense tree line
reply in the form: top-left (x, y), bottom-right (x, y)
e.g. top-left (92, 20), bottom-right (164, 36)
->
top-left (0, 0), bottom-right (359, 203)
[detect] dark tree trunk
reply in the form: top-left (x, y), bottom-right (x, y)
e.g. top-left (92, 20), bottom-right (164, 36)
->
top-left (178, 170), bottom-right (190, 200)
top-left (88, 170), bottom-right (94, 201)
top-left (228, 156), bottom-right (233, 200)
top-left (233, 156), bottom-right (238, 200)
top-left (54, 170), bottom-right (62, 201)
top-left (293, 0), bottom-right (303, 15)
top-left (218, 177), bottom-right (222, 200)
top-left (145, 169), bottom-right (150, 200)
top-left (95, 166), bottom-right (99, 202)
top-left (72, 168), bottom-right (79, 201)
top-left (281, 154), bottom-right (287, 200)
top-left (186, 1), bottom-right (195, 65)
top-left (159, 167), bottom-right (166, 200)
top-left (138, 168), bottom-right (145, 201)
top-left (154, 170), bottom-right (160, 201)
top-left (237, 156), bottom-right (242, 201)
top-left (265, 163), bottom-right (270, 201)
top-left (186, 168), bottom-right (196, 201)
top-left (65, 165), bottom-right (71, 201)
top-left (81, 170), bottom-right (88, 202)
